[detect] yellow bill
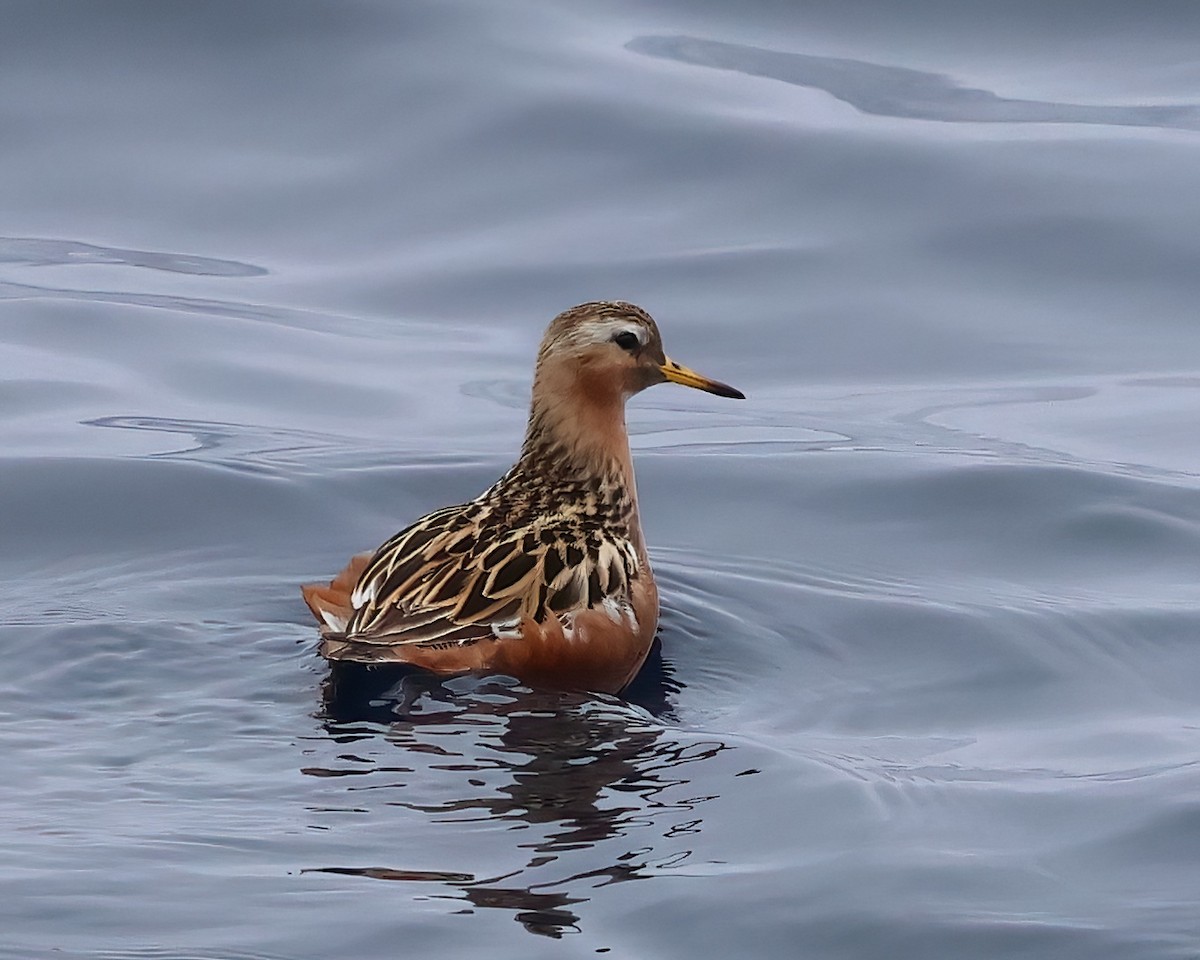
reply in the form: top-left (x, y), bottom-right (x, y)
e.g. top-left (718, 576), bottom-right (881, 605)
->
top-left (660, 357), bottom-right (745, 400)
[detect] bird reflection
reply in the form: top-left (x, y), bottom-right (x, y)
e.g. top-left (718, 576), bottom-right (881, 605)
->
top-left (320, 635), bottom-right (681, 723)
top-left (306, 641), bottom-right (727, 938)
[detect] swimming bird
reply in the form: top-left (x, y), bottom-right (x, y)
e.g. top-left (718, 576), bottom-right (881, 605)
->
top-left (302, 301), bottom-right (743, 693)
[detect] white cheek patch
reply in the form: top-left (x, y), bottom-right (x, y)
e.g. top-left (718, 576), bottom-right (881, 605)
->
top-left (572, 321), bottom-right (645, 349)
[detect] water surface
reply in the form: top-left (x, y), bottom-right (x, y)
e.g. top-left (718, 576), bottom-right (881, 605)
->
top-left (3, 3), bottom-right (1200, 958)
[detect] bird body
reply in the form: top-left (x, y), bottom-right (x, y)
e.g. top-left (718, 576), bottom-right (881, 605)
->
top-left (302, 301), bottom-right (742, 693)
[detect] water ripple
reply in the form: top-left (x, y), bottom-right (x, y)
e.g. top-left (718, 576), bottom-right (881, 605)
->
top-left (628, 35), bottom-right (1200, 131)
top-left (0, 236), bottom-right (267, 276)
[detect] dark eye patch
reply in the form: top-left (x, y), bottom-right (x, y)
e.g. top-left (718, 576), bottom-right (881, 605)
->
top-left (612, 330), bottom-right (640, 351)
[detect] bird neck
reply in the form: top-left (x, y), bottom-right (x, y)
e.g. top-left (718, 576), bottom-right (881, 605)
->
top-left (499, 360), bottom-right (648, 560)
top-left (517, 357), bottom-right (637, 486)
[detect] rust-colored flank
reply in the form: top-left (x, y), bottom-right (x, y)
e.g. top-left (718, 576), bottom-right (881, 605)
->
top-left (302, 301), bottom-right (744, 694)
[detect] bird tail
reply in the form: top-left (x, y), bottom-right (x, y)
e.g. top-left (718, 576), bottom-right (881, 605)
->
top-left (301, 551), bottom-right (373, 636)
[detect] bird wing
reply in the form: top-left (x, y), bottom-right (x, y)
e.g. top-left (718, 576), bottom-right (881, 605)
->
top-left (340, 499), bottom-right (640, 647)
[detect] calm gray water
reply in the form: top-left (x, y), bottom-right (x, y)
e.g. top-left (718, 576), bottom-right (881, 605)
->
top-left (3, 2), bottom-right (1200, 958)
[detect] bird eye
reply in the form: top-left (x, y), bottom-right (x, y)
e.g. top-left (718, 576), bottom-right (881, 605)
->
top-left (612, 330), bottom-right (640, 352)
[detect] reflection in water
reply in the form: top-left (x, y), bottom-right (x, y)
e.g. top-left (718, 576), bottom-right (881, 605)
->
top-left (306, 652), bottom-right (724, 938)
top-left (628, 35), bottom-right (1200, 130)
top-left (320, 637), bottom-right (682, 724)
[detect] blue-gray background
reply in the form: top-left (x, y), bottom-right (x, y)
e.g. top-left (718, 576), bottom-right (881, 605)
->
top-left (3, 3), bottom-right (1199, 958)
